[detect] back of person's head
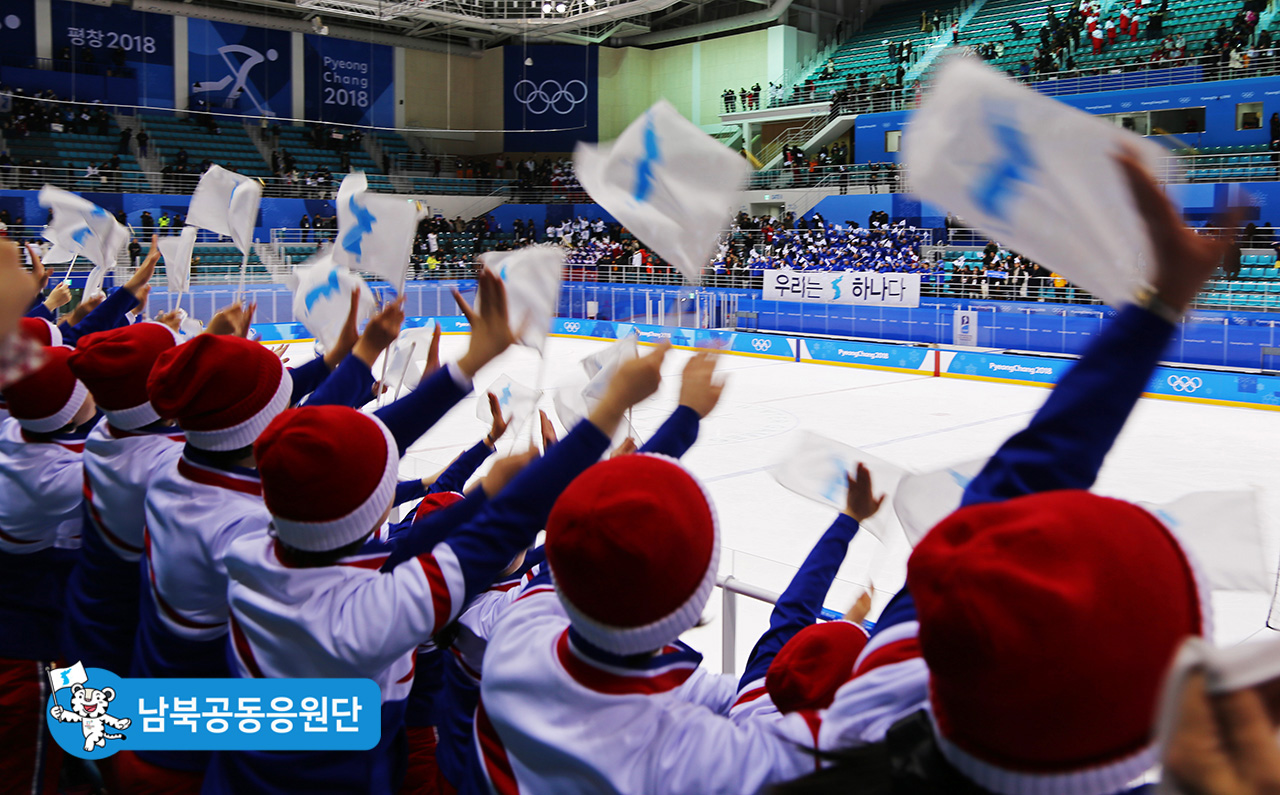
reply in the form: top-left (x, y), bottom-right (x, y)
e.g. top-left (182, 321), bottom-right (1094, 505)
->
top-left (766, 620), bottom-right (870, 714)
top-left (68, 322), bottom-right (177, 430)
top-left (545, 454), bottom-right (717, 656)
top-left (2, 345), bottom-right (91, 433)
top-left (147, 334), bottom-right (292, 451)
top-left (256, 405), bottom-right (398, 557)
top-left (907, 490), bottom-right (1207, 794)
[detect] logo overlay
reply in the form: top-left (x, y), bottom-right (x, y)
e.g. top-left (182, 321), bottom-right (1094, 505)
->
top-left (46, 664), bottom-right (380, 759)
top-left (1166, 375), bottom-right (1203, 393)
top-left (512, 79), bottom-right (588, 115)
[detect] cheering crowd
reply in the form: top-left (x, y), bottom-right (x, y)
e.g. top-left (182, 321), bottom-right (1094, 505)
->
top-left (3, 152), bottom-right (1280, 795)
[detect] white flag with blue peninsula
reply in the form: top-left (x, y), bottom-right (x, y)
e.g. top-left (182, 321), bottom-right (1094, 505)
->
top-left (291, 251), bottom-right (376, 353)
top-left (157, 227), bottom-right (198, 294)
top-left (185, 165), bottom-right (262, 257)
top-left (903, 57), bottom-right (1174, 307)
top-left (574, 99), bottom-right (750, 285)
top-left (333, 172), bottom-right (424, 296)
top-left (38, 185), bottom-right (128, 272)
top-left (477, 374), bottom-right (541, 427)
top-left (479, 246), bottom-right (564, 354)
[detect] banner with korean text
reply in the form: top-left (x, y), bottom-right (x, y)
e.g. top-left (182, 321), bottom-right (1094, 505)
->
top-left (762, 270), bottom-right (921, 308)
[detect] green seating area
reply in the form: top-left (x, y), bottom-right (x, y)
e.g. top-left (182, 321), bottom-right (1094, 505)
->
top-left (273, 126), bottom-right (392, 191)
top-left (141, 241), bottom-right (268, 279)
top-left (2, 119), bottom-right (148, 191)
top-left (138, 113), bottom-right (270, 177)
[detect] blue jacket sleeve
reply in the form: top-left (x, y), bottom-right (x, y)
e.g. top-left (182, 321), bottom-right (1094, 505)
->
top-left (430, 419), bottom-right (610, 608)
top-left (373, 364), bottom-right (472, 457)
top-left (300, 354), bottom-right (375, 409)
top-left (738, 513), bottom-right (860, 688)
top-left (428, 441), bottom-right (493, 495)
top-left (961, 305), bottom-right (1175, 508)
top-left (394, 479), bottom-right (428, 507)
top-left (60, 287), bottom-right (138, 346)
top-left (638, 405), bottom-right (701, 459)
top-left (380, 488), bottom-right (491, 570)
top-left (287, 357), bottom-right (331, 406)
top-left (25, 302), bottom-right (54, 321)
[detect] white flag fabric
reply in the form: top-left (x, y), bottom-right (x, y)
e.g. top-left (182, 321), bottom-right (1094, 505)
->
top-left (48, 661), bottom-right (88, 692)
top-left (574, 99), bottom-right (750, 285)
top-left (291, 252), bottom-right (375, 352)
top-left (902, 57), bottom-right (1172, 307)
top-left (770, 431), bottom-right (910, 545)
top-left (334, 172), bottom-right (424, 295)
top-left (186, 165), bottom-right (262, 256)
top-left (581, 335), bottom-right (638, 405)
top-left (478, 374), bottom-right (541, 427)
top-left (479, 246), bottom-right (564, 354)
top-left (379, 324), bottom-right (438, 394)
top-left (38, 186), bottom-right (128, 272)
top-left (82, 266), bottom-right (108, 300)
top-left (893, 458), bottom-right (986, 546)
top-left (553, 374), bottom-right (635, 448)
top-left (158, 226), bottom-right (198, 294)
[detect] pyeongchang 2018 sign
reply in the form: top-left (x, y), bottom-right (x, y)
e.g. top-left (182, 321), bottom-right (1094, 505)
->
top-left (763, 270), bottom-right (921, 308)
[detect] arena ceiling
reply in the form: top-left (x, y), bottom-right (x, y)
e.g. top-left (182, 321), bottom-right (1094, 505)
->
top-left (131, 0), bottom-right (866, 51)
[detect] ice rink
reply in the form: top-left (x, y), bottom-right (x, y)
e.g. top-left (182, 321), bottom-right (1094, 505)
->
top-left (281, 332), bottom-right (1280, 676)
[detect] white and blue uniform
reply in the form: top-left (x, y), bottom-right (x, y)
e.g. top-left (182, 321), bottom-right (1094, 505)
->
top-left (64, 420), bottom-right (185, 674)
top-left (0, 417), bottom-right (87, 660)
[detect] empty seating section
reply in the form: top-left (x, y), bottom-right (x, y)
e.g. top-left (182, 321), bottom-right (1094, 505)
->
top-left (1186, 145), bottom-right (1278, 180)
top-left (2, 118), bottom-right (147, 191)
top-left (790, 0), bottom-right (942, 102)
top-left (138, 113), bottom-right (269, 177)
top-left (139, 240), bottom-right (268, 280)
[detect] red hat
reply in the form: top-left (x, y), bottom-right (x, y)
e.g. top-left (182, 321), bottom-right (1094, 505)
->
top-left (415, 491), bottom-right (464, 521)
top-left (2, 346), bottom-right (90, 432)
top-left (545, 454), bottom-right (718, 656)
top-left (908, 491), bottom-right (1209, 795)
top-left (766, 620), bottom-right (870, 714)
top-left (256, 406), bottom-right (399, 552)
top-left (67, 322), bottom-right (178, 430)
top-left (147, 335), bottom-right (292, 451)
top-left (20, 317), bottom-right (62, 347)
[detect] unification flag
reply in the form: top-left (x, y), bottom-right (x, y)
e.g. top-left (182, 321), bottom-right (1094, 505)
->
top-left (186, 165), bottom-right (262, 257)
top-left (477, 374), bottom-right (541, 427)
top-left (479, 246), bottom-right (564, 354)
top-left (574, 100), bottom-right (749, 285)
top-left (291, 251), bottom-right (375, 353)
top-left (47, 661), bottom-right (88, 693)
top-left (903, 57), bottom-right (1173, 307)
top-left (38, 186), bottom-right (128, 272)
top-left (157, 227), bottom-right (198, 294)
top-left (334, 172), bottom-right (425, 296)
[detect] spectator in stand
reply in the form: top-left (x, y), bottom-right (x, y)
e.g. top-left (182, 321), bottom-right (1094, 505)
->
top-left (136, 130), bottom-right (148, 158)
top-left (1010, 19), bottom-right (1025, 39)
top-left (118, 128), bottom-right (132, 155)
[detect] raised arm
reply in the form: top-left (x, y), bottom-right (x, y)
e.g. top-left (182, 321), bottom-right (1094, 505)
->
top-left (962, 151), bottom-right (1232, 508)
top-left (639, 350), bottom-right (724, 459)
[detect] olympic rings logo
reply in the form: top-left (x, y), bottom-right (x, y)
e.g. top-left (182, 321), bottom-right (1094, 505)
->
top-left (563, 322), bottom-right (582, 332)
top-left (1166, 375), bottom-right (1203, 393)
top-left (513, 79), bottom-right (588, 115)
top-left (751, 339), bottom-right (772, 352)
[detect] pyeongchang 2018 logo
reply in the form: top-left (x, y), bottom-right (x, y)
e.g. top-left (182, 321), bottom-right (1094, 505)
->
top-left (1166, 375), bottom-right (1203, 393)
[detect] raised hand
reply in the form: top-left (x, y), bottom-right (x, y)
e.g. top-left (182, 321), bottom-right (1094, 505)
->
top-left (43, 282), bottom-right (73, 312)
top-left (1116, 148), bottom-right (1241, 315)
top-left (0, 242), bottom-right (41, 338)
top-left (454, 270), bottom-right (515, 379)
top-left (131, 284), bottom-right (152, 315)
top-left (843, 462), bottom-right (885, 523)
top-left (69, 294), bottom-right (104, 325)
top-left (207, 301), bottom-right (256, 337)
top-left (425, 323), bottom-right (442, 377)
top-left (323, 290), bottom-right (362, 369)
top-left (679, 349), bottom-right (726, 418)
top-left (24, 243), bottom-right (48, 289)
top-left (609, 437), bottom-right (638, 459)
top-left (589, 343), bottom-right (669, 438)
top-left (353, 296), bottom-right (405, 366)
top-left (123, 235), bottom-right (161, 298)
top-left (539, 409), bottom-right (558, 450)
top-left (1163, 671), bottom-right (1280, 795)
top-left (485, 392), bottom-right (510, 449)
top-left (156, 309), bottom-right (183, 333)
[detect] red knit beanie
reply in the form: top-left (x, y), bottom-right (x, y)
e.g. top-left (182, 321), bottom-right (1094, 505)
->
top-left (256, 406), bottom-right (399, 552)
top-left (415, 491), bottom-right (464, 521)
top-left (67, 322), bottom-right (178, 430)
top-left (766, 620), bottom-right (870, 714)
top-left (147, 335), bottom-right (291, 451)
top-left (20, 317), bottom-right (61, 347)
top-left (2, 346), bottom-right (89, 432)
top-left (908, 490), bottom-right (1208, 795)
top-left (545, 454), bottom-right (718, 656)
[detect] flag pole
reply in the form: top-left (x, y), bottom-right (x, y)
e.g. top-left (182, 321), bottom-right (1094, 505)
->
top-left (390, 341), bottom-right (417, 403)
